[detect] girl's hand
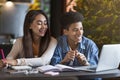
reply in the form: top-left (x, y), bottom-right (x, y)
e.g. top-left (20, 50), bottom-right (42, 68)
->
top-left (3, 59), bottom-right (17, 66)
top-left (0, 60), bottom-right (6, 69)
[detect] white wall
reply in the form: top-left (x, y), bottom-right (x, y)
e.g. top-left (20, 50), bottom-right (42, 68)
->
top-left (0, 3), bottom-right (29, 38)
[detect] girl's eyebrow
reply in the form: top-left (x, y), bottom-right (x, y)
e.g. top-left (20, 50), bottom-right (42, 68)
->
top-left (37, 20), bottom-right (42, 22)
top-left (37, 20), bottom-right (47, 22)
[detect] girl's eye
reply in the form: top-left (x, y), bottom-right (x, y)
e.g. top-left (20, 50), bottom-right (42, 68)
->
top-left (37, 22), bottom-right (42, 25)
top-left (37, 21), bottom-right (47, 25)
top-left (44, 21), bottom-right (47, 25)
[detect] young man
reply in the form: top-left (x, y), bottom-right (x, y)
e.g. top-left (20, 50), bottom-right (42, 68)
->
top-left (50, 11), bottom-right (101, 80)
top-left (50, 11), bottom-right (99, 67)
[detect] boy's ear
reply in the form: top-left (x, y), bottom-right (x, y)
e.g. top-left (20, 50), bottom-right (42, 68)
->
top-left (63, 29), bottom-right (68, 35)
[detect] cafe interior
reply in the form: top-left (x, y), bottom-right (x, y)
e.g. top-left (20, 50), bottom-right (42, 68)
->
top-left (0, 0), bottom-right (120, 80)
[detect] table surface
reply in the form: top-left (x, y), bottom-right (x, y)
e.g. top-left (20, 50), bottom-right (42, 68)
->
top-left (0, 69), bottom-right (120, 80)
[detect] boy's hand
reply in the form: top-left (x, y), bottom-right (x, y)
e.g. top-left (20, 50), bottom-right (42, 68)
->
top-left (61, 50), bottom-right (75, 64)
top-left (75, 50), bottom-right (89, 66)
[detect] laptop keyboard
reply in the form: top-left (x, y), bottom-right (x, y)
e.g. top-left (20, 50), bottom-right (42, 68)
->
top-left (87, 67), bottom-right (97, 70)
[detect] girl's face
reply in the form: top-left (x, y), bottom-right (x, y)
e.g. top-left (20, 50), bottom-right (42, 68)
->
top-left (30, 14), bottom-right (48, 37)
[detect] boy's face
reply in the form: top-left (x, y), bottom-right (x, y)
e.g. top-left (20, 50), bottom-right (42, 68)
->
top-left (64, 22), bottom-right (84, 44)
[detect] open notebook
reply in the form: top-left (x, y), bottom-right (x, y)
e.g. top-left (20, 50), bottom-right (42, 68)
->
top-left (74, 44), bottom-right (120, 72)
top-left (37, 64), bottom-right (77, 73)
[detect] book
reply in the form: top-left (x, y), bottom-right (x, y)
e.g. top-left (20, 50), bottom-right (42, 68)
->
top-left (6, 69), bottom-right (27, 74)
top-left (37, 64), bottom-right (77, 73)
top-left (10, 65), bottom-right (32, 70)
top-left (6, 66), bottom-right (39, 74)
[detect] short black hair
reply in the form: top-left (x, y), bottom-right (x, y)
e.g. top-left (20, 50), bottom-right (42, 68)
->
top-left (60, 11), bottom-right (84, 29)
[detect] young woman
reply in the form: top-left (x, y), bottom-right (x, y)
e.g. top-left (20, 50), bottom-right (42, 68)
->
top-left (0, 10), bottom-right (57, 67)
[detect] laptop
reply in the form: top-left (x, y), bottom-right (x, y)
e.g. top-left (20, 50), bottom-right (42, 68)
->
top-left (74, 44), bottom-right (120, 72)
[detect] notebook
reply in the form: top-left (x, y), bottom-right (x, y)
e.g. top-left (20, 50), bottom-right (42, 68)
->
top-left (37, 64), bottom-right (77, 73)
top-left (11, 65), bottom-right (32, 70)
top-left (74, 44), bottom-right (120, 72)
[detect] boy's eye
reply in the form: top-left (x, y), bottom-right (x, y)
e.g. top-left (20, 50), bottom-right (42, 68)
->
top-left (80, 27), bottom-right (83, 30)
top-left (72, 27), bottom-right (83, 32)
top-left (73, 28), bottom-right (78, 31)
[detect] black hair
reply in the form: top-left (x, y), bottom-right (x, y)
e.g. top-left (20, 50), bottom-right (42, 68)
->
top-left (60, 11), bottom-right (84, 29)
top-left (23, 10), bottom-right (51, 58)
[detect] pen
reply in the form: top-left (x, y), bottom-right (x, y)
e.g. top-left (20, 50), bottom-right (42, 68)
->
top-left (0, 48), bottom-right (5, 60)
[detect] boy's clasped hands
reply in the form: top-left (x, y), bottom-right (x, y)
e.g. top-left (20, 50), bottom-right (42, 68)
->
top-left (61, 50), bottom-right (89, 66)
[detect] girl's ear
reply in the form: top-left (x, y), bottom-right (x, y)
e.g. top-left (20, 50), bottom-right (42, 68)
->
top-left (63, 29), bottom-right (68, 35)
top-left (29, 24), bottom-right (32, 29)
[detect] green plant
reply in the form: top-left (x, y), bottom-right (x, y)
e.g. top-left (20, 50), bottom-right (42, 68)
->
top-left (75, 0), bottom-right (120, 49)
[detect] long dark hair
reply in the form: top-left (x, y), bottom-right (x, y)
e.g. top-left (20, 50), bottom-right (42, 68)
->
top-left (23, 10), bottom-right (51, 58)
